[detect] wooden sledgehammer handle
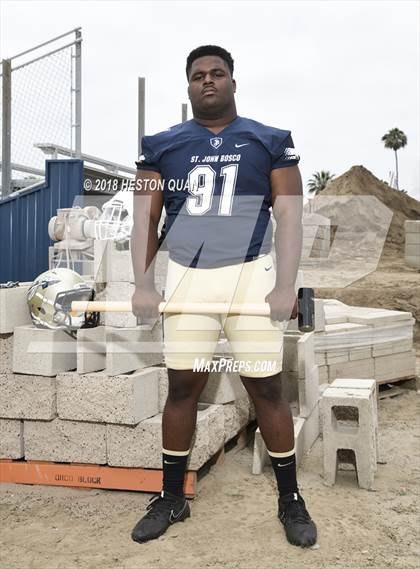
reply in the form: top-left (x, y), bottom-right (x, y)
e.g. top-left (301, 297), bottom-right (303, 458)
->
top-left (71, 300), bottom-right (271, 316)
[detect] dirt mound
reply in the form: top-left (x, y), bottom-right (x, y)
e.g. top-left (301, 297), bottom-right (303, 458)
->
top-left (310, 165), bottom-right (420, 257)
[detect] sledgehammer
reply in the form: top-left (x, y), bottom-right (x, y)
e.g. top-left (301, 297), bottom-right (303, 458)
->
top-left (71, 287), bottom-right (314, 332)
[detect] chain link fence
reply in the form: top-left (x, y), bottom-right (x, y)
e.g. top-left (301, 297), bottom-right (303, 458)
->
top-left (0, 28), bottom-right (81, 198)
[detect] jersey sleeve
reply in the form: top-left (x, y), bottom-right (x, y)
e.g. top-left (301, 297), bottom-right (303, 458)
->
top-left (271, 131), bottom-right (300, 170)
top-left (135, 135), bottom-right (161, 172)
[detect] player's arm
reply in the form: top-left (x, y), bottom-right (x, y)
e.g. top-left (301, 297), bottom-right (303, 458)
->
top-left (265, 165), bottom-right (303, 321)
top-left (131, 169), bottom-right (164, 319)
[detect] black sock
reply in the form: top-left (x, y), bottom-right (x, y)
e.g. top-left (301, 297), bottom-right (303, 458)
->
top-left (268, 449), bottom-right (299, 498)
top-left (162, 449), bottom-right (190, 497)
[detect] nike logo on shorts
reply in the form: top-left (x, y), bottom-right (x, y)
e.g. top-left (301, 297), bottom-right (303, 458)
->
top-left (265, 266), bottom-right (272, 271)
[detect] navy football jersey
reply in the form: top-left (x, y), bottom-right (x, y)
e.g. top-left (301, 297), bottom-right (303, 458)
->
top-left (135, 116), bottom-right (299, 268)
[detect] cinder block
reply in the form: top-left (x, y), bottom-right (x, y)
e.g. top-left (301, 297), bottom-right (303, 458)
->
top-left (328, 358), bottom-right (374, 382)
top-left (199, 370), bottom-right (246, 404)
top-left (0, 284), bottom-right (33, 334)
top-left (347, 309), bottom-right (412, 327)
top-left (349, 347), bottom-right (372, 361)
top-left (405, 220), bottom-right (420, 233)
top-left (107, 404), bottom-right (225, 470)
top-left (24, 418), bottom-right (107, 464)
top-left (372, 343), bottom-right (394, 357)
top-left (96, 282), bottom-right (138, 327)
top-left (94, 240), bottom-right (134, 283)
top-left (0, 373), bottom-right (56, 420)
top-left (105, 324), bottom-right (163, 375)
top-left (77, 326), bottom-right (106, 373)
top-left (318, 365), bottom-right (329, 383)
top-left (315, 351), bottom-right (327, 366)
top-left (321, 386), bottom-right (376, 489)
top-left (279, 371), bottom-right (299, 403)
top-left (13, 325), bottom-right (77, 376)
top-left (330, 377), bottom-right (379, 467)
top-left (0, 333), bottom-right (13, 373)
top-left (252, 416), bottom-right (305, 474)
top-left (326, 350), bottom-right (349, 364)
top-left (223, 397), bottom-right (250, 442)
top-left (57, 368), bottom-right (159, 424)
top-left (191, 404), bottom-right (226, 467)
top-left (155, 251), bottom-right (169, 296)
top-left (0, 418), bottom-right (24, 458)
top-left (405, 232), bottom-right (420, 244)
top-left (283, 331), bottom-right (314, 379)
top-left (155, 366), bottom-right (169, 413)
top-left (302, 401), bottom-right (320, 454)
top-left (298, 364), bottom-right (319, 417)
top-left (405, 255), bottom-right (420, 269)
top-left (374, 349), bottom-right (416, 382)
top-left (405, 243), bottom-right (420, 256)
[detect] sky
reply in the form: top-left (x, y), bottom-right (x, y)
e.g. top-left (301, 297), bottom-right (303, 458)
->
top-left (1, 0), bottom-right (419, 199)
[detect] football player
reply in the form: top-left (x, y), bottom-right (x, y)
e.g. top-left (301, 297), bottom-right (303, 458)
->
top-left (130, 45), bottom-right (317, 548)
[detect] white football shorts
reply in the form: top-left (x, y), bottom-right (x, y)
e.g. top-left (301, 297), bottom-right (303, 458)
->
top-left (163, 253), bottom-right (286, 378)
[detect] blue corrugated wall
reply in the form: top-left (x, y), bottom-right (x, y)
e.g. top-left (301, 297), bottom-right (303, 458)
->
top-left (0, 160), bottom-right (84, 283)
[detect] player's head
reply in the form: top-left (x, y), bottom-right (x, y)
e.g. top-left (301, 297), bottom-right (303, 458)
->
top-left (186, 45), bottom-right (236, 117)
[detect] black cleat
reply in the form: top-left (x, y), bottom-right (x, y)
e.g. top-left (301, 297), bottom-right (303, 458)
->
top-left (278, 492), bottom-right (317, 547)
top-left (131, 491), bottom-right (190, 543)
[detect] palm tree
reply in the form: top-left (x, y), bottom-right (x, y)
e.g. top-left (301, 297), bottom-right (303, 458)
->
top-left (307, 171), bottom-right (335, 195)
top-left (381, 128), bottom-right (407, 190)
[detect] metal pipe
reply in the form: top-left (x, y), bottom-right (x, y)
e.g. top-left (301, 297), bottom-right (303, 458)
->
top-left (9, 27), bottom-right (81, 61)
top-left (74, 29), bottom-right (82, 158)
top-left (11, 39), bottom-right (82, 72)
top-left (138, 77), bottom-right (145, 156)
top-left (182, 103), bottom-right (188, 123)
top-left (1, 59), bottom-right (12, 199)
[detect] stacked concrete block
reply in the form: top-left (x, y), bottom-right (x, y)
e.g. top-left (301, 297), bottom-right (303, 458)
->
top-left (107, 403), bottom-right (225, 470)
top-left (57, 368), bottom-right (159, 425)
top-left (282, 332), bottom-right (319, 418)
top-left (155, 251), bottom-right (169, 296)
top-left (156, 366), bottom-right (169, 413)
top-left (222, 397), bottom-right (250, 442)
top-left (320, 386), bottom-right (377, 489)
top-left (0, 373), bottom-right (56, 420)
top-left (0, 419), bottom-right (24, 458)
top-left (199, 369), bottom-right (247, 404)
top-left (374, 349), bottom-right (416, 383)
top-left (0, 283), bottom-right (33, 334)
top-left (12, 325), bottom-right (77, 376)
top-left (95, 282), bottom-right (138, 327)
top-left (76, 326), bottom-right (106, 373)
top-left (315, 300), bottom-right (415, 384)
top-left (0, 333), bottom-right (13, 373)
top-left (247, 330), bottom-right (320, 475)
top-left (94, 240), bottom-right (134, 283)
top-left (24, 418), bottom-right (107, 464)
top-left (76, 324), bottom-right (163, 375)
top-left (252, 417), bottom-right (305, 474)
top-left (105, 324), bottom-right (163, 375)
top-left (328, 358), bottom-right (375, 383)
top-left (404, 220), bottom-right (420, 269)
